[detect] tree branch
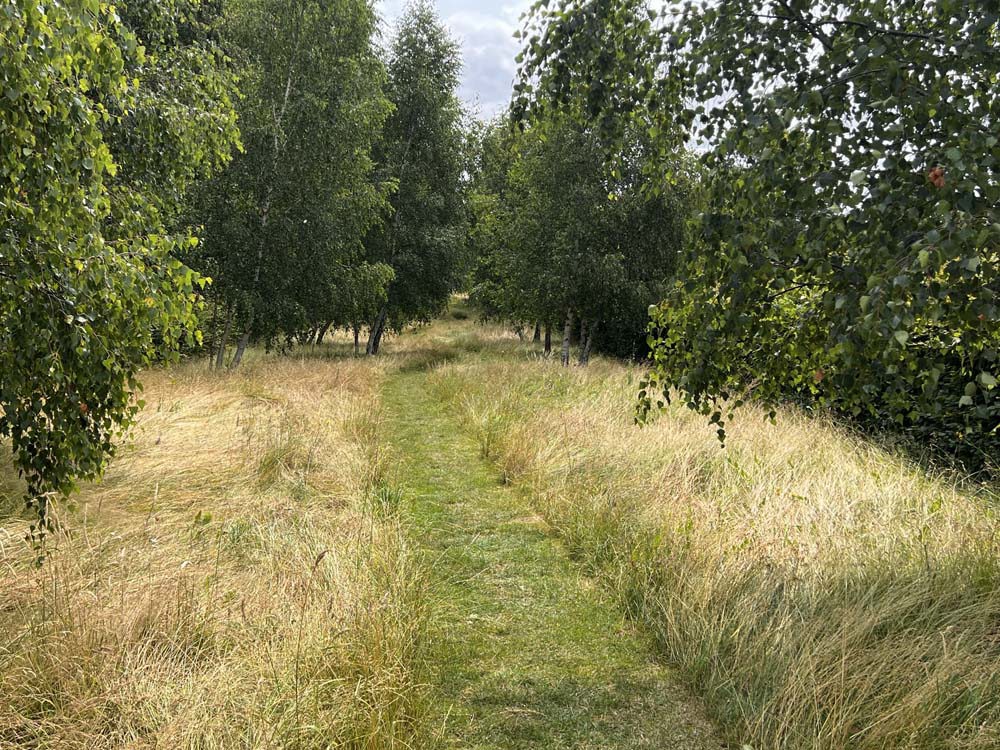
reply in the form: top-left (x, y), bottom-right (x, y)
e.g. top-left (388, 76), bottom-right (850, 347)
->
top-left (755, 11), bottom-right (948, 46)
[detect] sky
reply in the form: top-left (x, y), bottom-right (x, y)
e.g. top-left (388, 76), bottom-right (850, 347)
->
top-left (377, 0), bottom-right (532, 119)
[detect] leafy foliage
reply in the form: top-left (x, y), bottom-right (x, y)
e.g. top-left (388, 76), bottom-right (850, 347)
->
top-left (337, 261), bottom-right (396, 349)
top-left (191, 0), bottom-right (390, 363)
top-left (0, 0), bottom-right (238, 528)
top-left (468, 114), bottom-right (693, 362)
top-left (364, 0), bottom-right (467, 354)
top-left (516, 0), bottom-right (1000, 463)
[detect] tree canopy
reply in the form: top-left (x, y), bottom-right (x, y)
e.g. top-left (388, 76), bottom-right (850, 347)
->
top-left (516, 0), bottom-right (1000, 462)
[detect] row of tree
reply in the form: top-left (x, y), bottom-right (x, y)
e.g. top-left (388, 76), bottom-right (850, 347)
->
top-left (1, 0), bottom-right (467, 528)
top-left (467, 114), bottom-right (694, 365)
top-left (513, 0), bottom-right (1000, 468)
top-left (190, 0), bottom-right (466, 363)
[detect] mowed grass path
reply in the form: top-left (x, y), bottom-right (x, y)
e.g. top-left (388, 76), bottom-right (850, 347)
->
top-left (382, 342), bottom-right (723, 749)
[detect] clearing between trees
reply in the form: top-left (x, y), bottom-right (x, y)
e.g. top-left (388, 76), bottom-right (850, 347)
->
top-left (5, 3), bottom-right (997, 747)
top-left (382, 351), bottom-right (720, 749)
top-left (2, 308), bottom-right (999, 749)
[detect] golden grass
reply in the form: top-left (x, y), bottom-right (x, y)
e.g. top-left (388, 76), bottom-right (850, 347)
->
top-left (7, 309), bottom-right (996, 749)
top-left (0, 354), bottom-right (429, 749)
top-left (429, 355), bottom-right (1000, 750)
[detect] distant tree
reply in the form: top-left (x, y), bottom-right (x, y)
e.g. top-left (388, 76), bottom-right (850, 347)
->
top-left (469, 115), bottom-right (691, 365)
top-left (338, 262), bottom-right (396, 354)
top-left (364, 1), bottom-right (467, 355)
top-left (511, 121), bottom-right (606, 365)
top-left (467, 118), bottom-right (520, 322)
top-left (192, 0), bottom-right (390, 366)
top-left (0, 0), bottom-right (239, 530)
top-left (518, 0), bottom-right (1000, 460)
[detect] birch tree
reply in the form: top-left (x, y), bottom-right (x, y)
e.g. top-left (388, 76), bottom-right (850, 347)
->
top-left (193, 0), bottom-right (390, 365)
top-left (517, 0), bottom-right (1000, 462)
top-left (364, 1), bottom-right (467, 354)
top-left (0, 0), bottom-right (239, 529)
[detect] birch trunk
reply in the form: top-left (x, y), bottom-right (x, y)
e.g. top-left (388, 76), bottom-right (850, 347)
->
top-left (366, 307), bottom-right (388, 355)
top-left (231, 324), bottom-right (251, 368)
top-left (579, 319), bottom-right (598, 366)
top-left (215, 303), bottom-right (234, 370)
top-left (560, 308), bottom-right (574, 367)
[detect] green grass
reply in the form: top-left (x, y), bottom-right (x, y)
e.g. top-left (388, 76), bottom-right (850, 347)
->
top-left (381, 353), bottom-right (722, 749)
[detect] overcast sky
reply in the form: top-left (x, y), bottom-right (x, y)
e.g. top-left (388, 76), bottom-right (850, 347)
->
top-left (377, 0), bottom-right (532, 119)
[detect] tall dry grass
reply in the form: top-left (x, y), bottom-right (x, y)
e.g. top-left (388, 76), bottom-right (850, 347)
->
top-left (429, 356), bottom-right (1000, 750)
top-left (0, 354), bottom-right (429, 749)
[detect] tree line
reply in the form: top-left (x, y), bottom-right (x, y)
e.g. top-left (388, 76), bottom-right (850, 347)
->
top-left (191, 0), bottom-right (466, 364)
top-left (1, 0), bottom-right (466, 528)
top-left (6, 0), bottom-right (998, 528)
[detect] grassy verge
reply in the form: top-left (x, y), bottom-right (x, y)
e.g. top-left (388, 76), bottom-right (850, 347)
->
top-left (427, 341), bottom-right (1000, 750)
top-left (0, 353), bottom-right (430, 748)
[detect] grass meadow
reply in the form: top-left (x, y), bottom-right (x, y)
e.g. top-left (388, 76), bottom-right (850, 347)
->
top-left (2, 314), bottom-right (999, 749)
top-left (428, 342), bottom-right (1000, 750)
top-left (0, 352), bottom-right (429, 749)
